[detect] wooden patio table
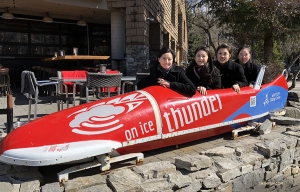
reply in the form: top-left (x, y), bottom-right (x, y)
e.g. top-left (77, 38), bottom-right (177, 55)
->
top-left (43, 55), bottom-right (110, 62)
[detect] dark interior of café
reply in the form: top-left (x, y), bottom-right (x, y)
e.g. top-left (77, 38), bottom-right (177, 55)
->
top-left (0, 14), bottom-right (111, 88)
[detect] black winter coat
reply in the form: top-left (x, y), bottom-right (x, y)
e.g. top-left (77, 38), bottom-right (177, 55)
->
top-left (235, 59), bottom-right (260, 85)
top-left (214, 60), bottom-right (248, 88)
top-left (185, 62), bottom-right (221, 90)
top-left (137, 63), bottom-right (196, 97)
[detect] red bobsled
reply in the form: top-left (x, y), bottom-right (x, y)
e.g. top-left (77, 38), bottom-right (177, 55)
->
top-left (0, 72), bottom-right (288, 169)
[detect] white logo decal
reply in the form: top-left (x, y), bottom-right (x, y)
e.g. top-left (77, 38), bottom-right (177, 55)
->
top-left (68, 93), bottom-right (147, 135)
top-left (263, 93), bottom-right (269, 106)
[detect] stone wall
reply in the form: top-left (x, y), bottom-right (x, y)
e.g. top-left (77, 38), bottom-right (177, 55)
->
top-left (126, 44), bottom-right (149, 75)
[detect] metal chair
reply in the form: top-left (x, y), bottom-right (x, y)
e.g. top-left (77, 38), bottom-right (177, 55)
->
top-left (21, 70), bottom-right (69, 121)
top-left (57, 70), bottom-right (87, 106)
top-left (121, 73), bottom-right (149, 93)
top-left (135, 73), bottom-right (150, 90)
top-left (81, 72), bottom-right (122, 103)
top-left (0, 68), bottom-right (11, 96)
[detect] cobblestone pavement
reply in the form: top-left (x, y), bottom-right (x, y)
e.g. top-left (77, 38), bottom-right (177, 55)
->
top-left (0, 80), bottom-right (298, 188)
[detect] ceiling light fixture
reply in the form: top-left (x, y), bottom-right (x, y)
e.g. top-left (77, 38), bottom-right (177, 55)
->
top-left (42, 12), bottom-right (53, 23)
top-left (1, 7), bottom-right (14, 19)
top-left (77, 16), bottom-right (87, 26)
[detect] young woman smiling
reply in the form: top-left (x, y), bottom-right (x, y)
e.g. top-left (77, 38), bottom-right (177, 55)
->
top-left (214, 43), bottom-right (248, 93)
top-left (185, 46), bottom-right (221, 95)
top-left (137, 47), bottom-right (196, 96)
top-left (235, 46), bottom-right (261, 88)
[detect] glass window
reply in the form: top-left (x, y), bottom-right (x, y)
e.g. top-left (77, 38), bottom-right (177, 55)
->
top-left (31, 34), bottom-right (59, 44)
top-left (61, 35), bottom-right (67, 45)
top-left (18, 46), bottom-right (29, 54)
top-left (44, 34), bottom-right (59, 44)
top-left (0, 32), bottom-right (28, 43)
top-left (31, 34), bottom-right (43, 43)
top-left (0, 45), bottom-right (17, 54)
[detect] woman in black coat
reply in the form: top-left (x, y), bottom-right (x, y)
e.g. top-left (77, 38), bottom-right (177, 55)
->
top-left (137, 47), bottom-right (196, 97)
top-left (214, 43), bottom-right (248, 93)
top-left (185, 46), bottom-right (221, 95)
top-left (235, 46), bottom-right (260, 88)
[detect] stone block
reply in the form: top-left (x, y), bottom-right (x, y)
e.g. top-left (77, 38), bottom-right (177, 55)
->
top-left (213, 157), bottom-right (242, 173)
top-left (294, 174), bottom-right (300, 186)
top-left (20, 180), bottom-right (40, 192)
top-left (232, 168), bottom-right (264, 191)
top-left (265, 166), bottom-right (278, 181)
top-left (178, 181), bottom-right (202, 192)
top-left (240, 164), bottom-right (253, 174)
top-left (216, 181), bottom-right (232, 192)
top-left (79, 184), bottom-right (112, 192)
top-left (270, 173), bottom-right (284, 182)
top-left (174, 155), bottom-right (213, 171)
top-left (41, 182), bottom-right (64, 192)
top-left (284, 175), bottom-right (294, 188)
top-left (254, 160), bottom-right (262, 170)
top-left (270, 116), bottom-right (300, 126)
top-left (107, 169), bottom-right (141, 192)
top-left (283, 166), bottom-right (292, 177)
top-left (294, 148), bottom-right (300, 159)
top-left (217, 168), bottom-right (241, 182)
top-left (139, 178), bottom-right (174, 192)
top-left (9, 170), bottom-right (44, 183)
top-left (201, 146), bottom-right (235, 158)
top-left (258, 119), bottom-right (274, 135)
top-left (292, 164), bottom-right (299, 175)
top-left (285, 131), bottom-right (300, 139)
top-left (166, 171), bottom-right (192, 189)
top-left (279, 149), bottom-right (295, 172)
top-left (284, 106), bottom-right (300, 119)
top-left (64, 174), bottom-right (106, 192)
top-left (262, 159), bottom-right (271, 168)
top-left (202, 173), bottom-right (222, 189)
top-left (132, 161), bottom-right (176, 179)
top-left (239, 152), bottom-right (264, 165)
top-left (254, 183), bottom-right (270, 192)
top-left (256, 140), bottom-right (288, 158)
top-left (188, 169), bottom-right (214, 180)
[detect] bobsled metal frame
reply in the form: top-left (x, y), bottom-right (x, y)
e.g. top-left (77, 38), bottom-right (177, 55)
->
top-left (57, 152), bottom-right (144, 183)
top-left (253, 65), bottom-right (266, 90)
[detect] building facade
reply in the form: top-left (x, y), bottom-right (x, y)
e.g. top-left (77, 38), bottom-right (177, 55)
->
top-left (0, 0), bottom-right (188, 83)
top-left (107, 0), bottom-right (188, 75)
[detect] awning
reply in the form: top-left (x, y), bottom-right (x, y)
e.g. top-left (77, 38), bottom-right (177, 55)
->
top-left (44, 0), bottom-right (108, 10)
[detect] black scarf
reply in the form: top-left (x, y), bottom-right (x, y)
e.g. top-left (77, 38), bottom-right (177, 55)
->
top-left (158, 64), bottom-right (172, 78)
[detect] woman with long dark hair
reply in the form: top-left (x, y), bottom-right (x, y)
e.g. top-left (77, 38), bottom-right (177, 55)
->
top-left (137, 47), bottom-right (196, 96)
top-left (235, 45), bottom-right (260, 88)
top-left (214, 43), bottom-right (248, 93)
top-left (185, 46), bottom-right (221, 95)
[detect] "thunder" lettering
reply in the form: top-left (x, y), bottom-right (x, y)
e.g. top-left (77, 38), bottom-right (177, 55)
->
top-left (163, 94), bottom-right (222, 132)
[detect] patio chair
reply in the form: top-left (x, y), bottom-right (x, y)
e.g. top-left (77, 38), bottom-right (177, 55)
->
top-left (121, 72), bottom-right (149, 93)
top-left (57, 70), bottom-right (87, 106)
top-left (80, 72), bottom-right (122, 103)
top-left (21, 70), bottom-right (69, 121)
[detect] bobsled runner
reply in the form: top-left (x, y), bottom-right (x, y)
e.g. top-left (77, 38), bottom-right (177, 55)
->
top-left (0, 67), bottom-right (288, 181)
